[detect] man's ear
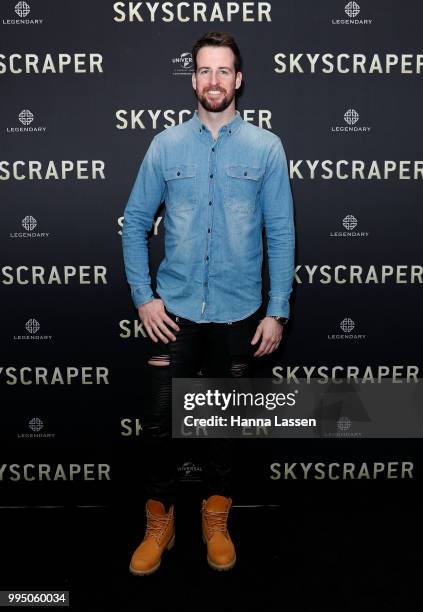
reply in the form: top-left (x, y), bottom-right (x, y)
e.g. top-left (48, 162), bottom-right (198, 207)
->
top-left (235, 71), bottom-right (243, 90)
top-left (192, 71), bottom-right (197, 90)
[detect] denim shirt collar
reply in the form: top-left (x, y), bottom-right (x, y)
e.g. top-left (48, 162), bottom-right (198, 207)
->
top-left (190, 109), bottom-right (243, 140)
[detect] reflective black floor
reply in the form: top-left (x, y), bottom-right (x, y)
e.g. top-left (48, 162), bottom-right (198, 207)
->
top-left (0, 500), bottom-right (421, 612)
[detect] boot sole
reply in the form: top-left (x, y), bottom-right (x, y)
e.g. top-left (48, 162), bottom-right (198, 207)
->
top-left (202, 533), bottom-right (236, 571)
top-left (207, 554), bottom-right (236, 571)
top-left (129, 533), bottom-right (175, 576)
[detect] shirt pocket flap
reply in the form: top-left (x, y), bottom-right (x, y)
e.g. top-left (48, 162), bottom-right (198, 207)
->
top-left (226, 165), bottom-right (264, 181)
top-left (164, 165), bottom-right (196, 180)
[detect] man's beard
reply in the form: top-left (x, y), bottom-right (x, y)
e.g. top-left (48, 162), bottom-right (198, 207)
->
top-left (195, 87), bottom-right (235, 113)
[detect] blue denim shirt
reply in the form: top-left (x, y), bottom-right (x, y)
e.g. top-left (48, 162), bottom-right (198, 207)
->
top-left (122, 110), bottom-right (295, 323)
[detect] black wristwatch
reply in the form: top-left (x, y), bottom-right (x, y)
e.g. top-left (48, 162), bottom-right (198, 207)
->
top-left (268, 316), bottom-right (288, 326)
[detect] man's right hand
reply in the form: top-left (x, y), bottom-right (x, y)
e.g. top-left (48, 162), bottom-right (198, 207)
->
top-left (138, 298), bottom-right (180, 343)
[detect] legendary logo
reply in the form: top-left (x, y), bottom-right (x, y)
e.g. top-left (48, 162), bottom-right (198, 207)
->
top-left (19, 109), bottom-right (33, 125)
top-left (15, 1), bottom-right (30, 17)
top-left (10, 216), bottom-right (50, 239)
top-left (329, 215), bottom-right (369, 237)
top-left (23, 215), bottom-right (36, 230)
top-left (16, 417), bottom-right (56, 439)
top-left (344, 108), bottom-right (358, 124)
top-left (343, 214), bottom-right (357, 229)
top-left (331, 108), bottom-right (371, 133)
top-left (345, 2), bottom-right (360, 17)
top-left (13, 319), bottom-right (52, 341)
top-left (2, 1), bottom-right (43, 24)
top-left (25, 319), bottom-right (40, 334)
top-left (327, 318), bottom-right (366, 341)
top-left (6, 109), bottom-right (47, 133)
top-left (340, 318), bottom-right (354, 333)
top-left (331, 2), bottom-right (372, 25)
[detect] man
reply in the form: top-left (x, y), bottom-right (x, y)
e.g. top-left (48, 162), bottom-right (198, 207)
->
top-left (122, 31), bottom-right (295, 575)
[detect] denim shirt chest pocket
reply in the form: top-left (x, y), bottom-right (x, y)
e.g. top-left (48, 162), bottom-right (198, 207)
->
top-left (224, 165), bottom-right (264, 214)
top-left (164, 164), bottom-right (197, 211)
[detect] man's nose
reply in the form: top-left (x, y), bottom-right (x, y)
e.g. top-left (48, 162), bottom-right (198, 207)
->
top-left (208, 72), bottom-right (220, 85)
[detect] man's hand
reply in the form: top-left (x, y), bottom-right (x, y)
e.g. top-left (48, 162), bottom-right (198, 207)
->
top-left (138, 298), bottom-right (180, 344)
top-left (251, 317), bottom-right (283, 357)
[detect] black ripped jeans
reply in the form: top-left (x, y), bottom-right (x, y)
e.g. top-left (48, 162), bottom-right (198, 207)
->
top-left (141, 306), bottom-right (261, 508)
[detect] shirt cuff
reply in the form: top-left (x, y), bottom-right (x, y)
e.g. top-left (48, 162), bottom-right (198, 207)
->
top-left (131, 286), bottom-right (155, 309)
top-left (266, 298), bottom-right (290, 319)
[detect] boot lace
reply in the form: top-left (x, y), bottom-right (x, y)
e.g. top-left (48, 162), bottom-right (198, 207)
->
top-left (204, 508), bottom-right (229, 537)
top-left (145, 510), bottom-right (170, 544)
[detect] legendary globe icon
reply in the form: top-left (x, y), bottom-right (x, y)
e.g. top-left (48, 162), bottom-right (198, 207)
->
top-left (22, 215), bottom-right (37, 231)
top-left (15, 1), bottom-right (30, 17)
top-left (25, 319), bottom-right (40, 334)
top-left (344, 108), bottom-right (359, 125)
top-left (18, 109), bottom-right (34, 126)
top-left (29, 417), bottom-right (43, 432)
top-left (336, 416), bottom-right (351, 432)
top-left (344, 1), bottom-right (360, 18)
top-left (342, 214), bottom-right (358, 230)
top-left (340, 318), bottom-right (355, 333)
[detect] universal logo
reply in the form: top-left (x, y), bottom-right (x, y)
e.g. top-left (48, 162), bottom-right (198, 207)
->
top-left (328, 318), bottom-right (366, 341)
top-left (17, 417), bottom-right (55, 439)
top-left (13, 319), bottom-right (53, 341)
top-left (324, 416), bottom-right (362, 438)
top-left (331, 108), bottom-right (372, 133)
top-left (2, 1), bottom-right (43, 25)
top-left (177, 461), bottom-right (203, 482)
top-left (329, 214), bottom-right (369, 238)
top-left (10, 216), bottom-right (50, 239)
top-left (6, 109), bottom-right (47, 134)
top-left (172, 52), bottom-right (194, 76)
top-left (332, 2), bottom-right (372, 25)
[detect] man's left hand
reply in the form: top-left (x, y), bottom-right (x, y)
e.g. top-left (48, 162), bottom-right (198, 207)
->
top-left (251, 317), bottom-right (284, 357)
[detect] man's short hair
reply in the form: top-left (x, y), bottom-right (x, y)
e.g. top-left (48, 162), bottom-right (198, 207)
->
top-left (192, 32), bottom-right (242, 73)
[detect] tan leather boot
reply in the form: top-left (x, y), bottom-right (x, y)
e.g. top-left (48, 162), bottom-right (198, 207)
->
top-left (202, 495), bottom-right (236, 571)
top-left (129, 499), bottom-right (175, 576)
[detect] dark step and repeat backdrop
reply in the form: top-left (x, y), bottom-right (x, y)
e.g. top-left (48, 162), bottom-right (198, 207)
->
top-left (1, 0), bottom-right (422, 506)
